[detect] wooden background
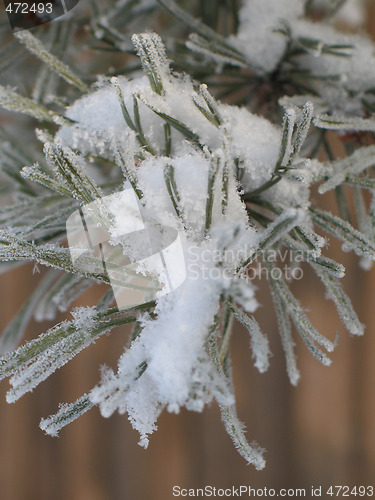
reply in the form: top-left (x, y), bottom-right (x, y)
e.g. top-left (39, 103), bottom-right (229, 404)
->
top-left (0, 249), bottom-right (374, 499)
top-left (1, 3), bottom-right (375, 499)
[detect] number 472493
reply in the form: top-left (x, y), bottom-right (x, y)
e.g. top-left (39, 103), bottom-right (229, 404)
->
top-left (327, 486), bottom-right (374, 497)
top-left (5, 3), bottom-right (53, 14)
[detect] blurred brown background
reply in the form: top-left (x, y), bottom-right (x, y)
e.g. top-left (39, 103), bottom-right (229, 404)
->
top-left (1, 2), bottom-right (375, 500)
top-left (0, 220), bottom-right (374, 500)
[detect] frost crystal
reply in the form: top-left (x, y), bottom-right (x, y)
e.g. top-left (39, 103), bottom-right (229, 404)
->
top-left (229, 0), bottom-right (305, 72)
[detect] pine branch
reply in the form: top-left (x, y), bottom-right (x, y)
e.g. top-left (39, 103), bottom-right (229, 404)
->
top-left (14, 31), bottom-right (88, 93)
top-left (0, 85), bottom-right (70, 124)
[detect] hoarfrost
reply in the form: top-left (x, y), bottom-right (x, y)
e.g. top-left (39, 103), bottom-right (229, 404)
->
top-left (57, 70), bottom-right (314, 211)
top-left (291, 20), bottom-right (375, 112)
top-left (1, 30), bottom-right (345, 463)
top-left (229, 0), bottom-right (305, 73)
top-left (225, 0), bottom-right (375, 112)
top-left (71, 306), bottom-right (98, 328)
